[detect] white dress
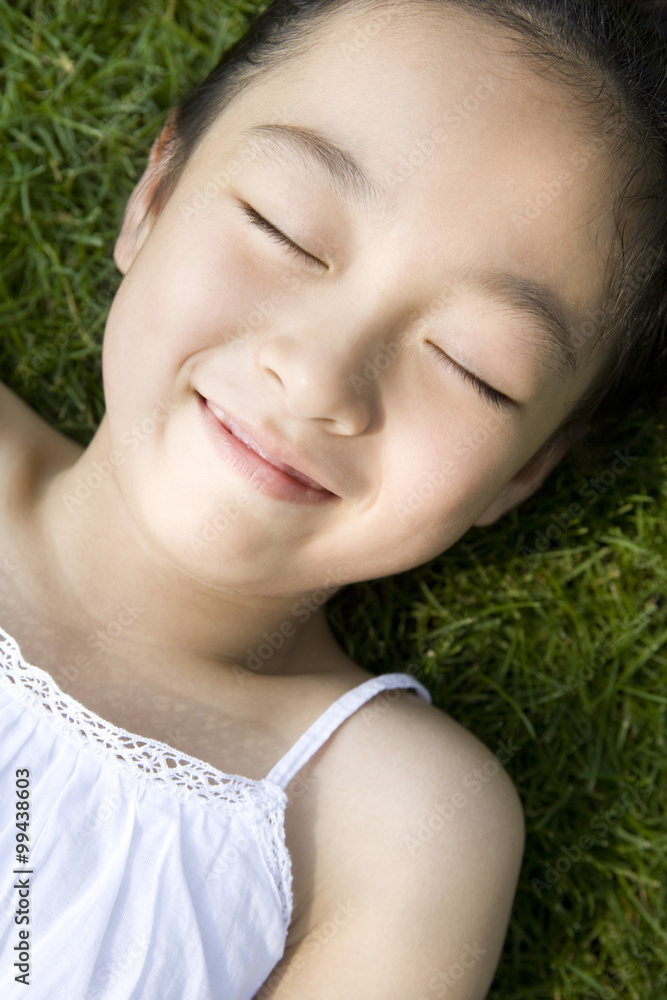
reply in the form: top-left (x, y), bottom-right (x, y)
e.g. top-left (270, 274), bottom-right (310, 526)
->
top-left (0, 626), bottom-right (431, 1000)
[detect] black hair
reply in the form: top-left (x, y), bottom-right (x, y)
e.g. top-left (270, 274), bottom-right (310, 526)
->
top-left (139, 0), bottom-right (667, 472)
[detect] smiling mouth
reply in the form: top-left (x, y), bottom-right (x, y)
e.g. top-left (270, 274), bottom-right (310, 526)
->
top-left (209, 404), bottom-right (328, 490)
top-left (197, 393), bottom-right (337, 497)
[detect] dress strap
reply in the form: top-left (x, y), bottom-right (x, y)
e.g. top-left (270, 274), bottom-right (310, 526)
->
top-left (265, 673), bottom-right (432, 791)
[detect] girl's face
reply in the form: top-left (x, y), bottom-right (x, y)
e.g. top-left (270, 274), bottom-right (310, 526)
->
top-left (103, 4), bottom-right (619, 594)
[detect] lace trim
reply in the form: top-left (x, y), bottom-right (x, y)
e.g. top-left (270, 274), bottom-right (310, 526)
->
top-left (0, 627), bottom-right (293, 929)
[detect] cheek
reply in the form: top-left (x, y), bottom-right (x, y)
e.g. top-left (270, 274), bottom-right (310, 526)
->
top-left (379, 393), bottom-right (540, 558)
top-left (386, 381), bottom-right (520, 492)
top-left (102, 223), bottom-right (269, 408)
top-left (144, 236), bottom-right (259, 343)
top-left (382, 418), bottom-right (504, 535)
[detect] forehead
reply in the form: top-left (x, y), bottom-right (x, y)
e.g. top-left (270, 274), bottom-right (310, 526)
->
top-left (192, 2), bottom-right (622, 397)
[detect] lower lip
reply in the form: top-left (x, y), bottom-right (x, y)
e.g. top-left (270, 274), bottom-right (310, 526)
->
top-left (197, 394), bottom-right (338, 506)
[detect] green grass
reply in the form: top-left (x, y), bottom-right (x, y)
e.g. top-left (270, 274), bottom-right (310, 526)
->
top-left (2, 2), bottom-right (666, 996)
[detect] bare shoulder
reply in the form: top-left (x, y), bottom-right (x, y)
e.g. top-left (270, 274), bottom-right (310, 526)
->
top-left (320, 684), bottom-right (524, 869)
top-left (0, 380), bottom-right (81, 474)
top-left (0, 380), bottom-right (61, 441)
top-left (0, 379), bottom-right (41, 426)
top-left (277, 688), bottom-right (525, 999)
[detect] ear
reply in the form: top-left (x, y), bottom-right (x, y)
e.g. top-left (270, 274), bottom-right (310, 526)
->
top-left (114, 110), bottom-right (178, 274)
top-left (473, 436), bottom-right (571, 527)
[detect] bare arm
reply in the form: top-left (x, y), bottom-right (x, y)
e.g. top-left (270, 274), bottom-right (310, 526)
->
top-left (256, 705), bottom-right (525, 999)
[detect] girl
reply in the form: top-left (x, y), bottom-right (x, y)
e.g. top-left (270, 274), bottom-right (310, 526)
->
top-left (1, 1), bottom-right (666, 997)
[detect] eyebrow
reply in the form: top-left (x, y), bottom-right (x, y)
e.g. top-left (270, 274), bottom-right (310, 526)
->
top-left (239, 123), bottom-right (389, 215)
top-left (462, 268), bottom-right (579, 384)
top-left (240, 124), bottom-right (580, 384)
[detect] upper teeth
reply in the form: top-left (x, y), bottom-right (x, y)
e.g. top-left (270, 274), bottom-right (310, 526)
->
top-left (208, 402), bottom-right (326, 490)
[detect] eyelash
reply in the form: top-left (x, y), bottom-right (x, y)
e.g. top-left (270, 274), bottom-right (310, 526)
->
top-left (241, 204), bottom-right (324, 267)
top-left (429, 345), bottom-right (514, 412)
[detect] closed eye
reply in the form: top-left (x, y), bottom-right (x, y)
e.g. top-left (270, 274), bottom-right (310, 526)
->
top-left (427, 342), bottom-right (517, 412)
top-left (240, 203), bottom-right (326, 268)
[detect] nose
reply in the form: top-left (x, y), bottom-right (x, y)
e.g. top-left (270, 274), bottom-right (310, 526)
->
top-left (257, 311), bottom-right (397, 435)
